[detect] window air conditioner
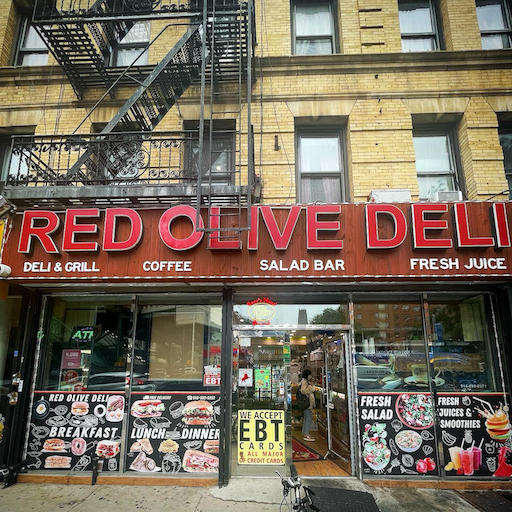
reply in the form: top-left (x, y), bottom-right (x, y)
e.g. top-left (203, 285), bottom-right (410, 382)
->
top-left (429, 191), bottom-right (463, 202)
top-left (368, 189), bottom-right (412, 203)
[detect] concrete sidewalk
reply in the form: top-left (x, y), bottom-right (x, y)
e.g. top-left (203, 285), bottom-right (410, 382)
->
top-left (0, 477), bottom-right (480, 512)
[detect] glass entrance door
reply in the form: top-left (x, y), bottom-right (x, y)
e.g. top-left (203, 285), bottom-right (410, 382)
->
top-left (231, 325), bottom-right (353, 477)
top-left (231, 328), bottom-right (291, 476)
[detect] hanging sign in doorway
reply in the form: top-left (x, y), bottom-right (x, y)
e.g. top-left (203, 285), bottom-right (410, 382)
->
top-left (238, 368), bottom-right (253, 387)
top-left (238, 409), bottom-right (285, 465)
top-left (255, 368), bottom-right (271, 390)
top-left (203, 365), bottom-right (221, 386)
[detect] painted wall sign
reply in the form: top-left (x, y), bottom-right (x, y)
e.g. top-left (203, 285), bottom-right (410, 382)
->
top-left (238, 409), bottom-right (285, 465)
top-left (126, 392), bottom-right (220, 474)
top-left (437, 393), bottom-right (512, 478)
top-left (358, 392), bottom-right (439, 476)
top-left (4, 202), bottom-right (512, 281)
top-left (26, 391), bottom-right (123, 472)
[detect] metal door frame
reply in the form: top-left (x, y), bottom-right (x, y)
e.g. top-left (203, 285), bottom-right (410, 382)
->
top-left (232, 323), bottom-right (355, 477)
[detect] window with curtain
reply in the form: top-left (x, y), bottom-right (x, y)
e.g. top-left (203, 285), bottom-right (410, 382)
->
top-left (476, 0), bottom-right (512, 49)
top-left (499, 126), bottom-right (512, 197)
top-left (297, 130), bottom-right (344, 203)
top-left (413, 129), bottom-right (460, 199)
top-left (113, 21), bottom-right (150, 67)
top-left (293, 2), bottom-right (336, 55)
top-left (16, 19), bottom-right (48, 66)
top-left (398, 0), bottom-right (440, 52)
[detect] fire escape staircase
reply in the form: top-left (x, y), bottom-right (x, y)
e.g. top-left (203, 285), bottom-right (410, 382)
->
top-left (66, 24), bottom-right (206, 183)
top-left (32, 0), bottom-right (138, 99)
top-left (7, 0), bottom-right (255, 240)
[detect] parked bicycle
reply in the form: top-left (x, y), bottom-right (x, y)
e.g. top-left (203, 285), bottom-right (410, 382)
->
top-left (0, 459), bottom-right (28, 488)
top-left (276, 463), bottom-right (319, 512)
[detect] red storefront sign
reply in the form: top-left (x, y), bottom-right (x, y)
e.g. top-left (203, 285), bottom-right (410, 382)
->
top-left (3, 202), bottom-right (512, 281)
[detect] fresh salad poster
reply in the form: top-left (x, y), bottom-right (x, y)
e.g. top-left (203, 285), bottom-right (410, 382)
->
top-left (358, 392), bottom-right (438, 476)
top-left (126, 392), bottom-right (220, 474)
top-left (437, 393), bottom-right (512, 478)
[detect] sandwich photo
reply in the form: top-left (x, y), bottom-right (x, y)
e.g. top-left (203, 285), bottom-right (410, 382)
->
top-left (45, 455), bottom-right (71, 469)
top-left (130, 451), bottom-right (158, 472)
top-left (182, 449), bottom-right (219, 473)
top-left (129, 438), bottom-right (153, 454)
top-left (203, 440), bottom-right (219, 454)
top-left (182, 400), bottom-right (214, 425)
top-left (130, 400), bottom-right (165, 418)
top-left (95, 440), bottom-right (120, 459)
top-left (71, 401), bottom-right (89, 416)
top-left (43, 438), bottom-right (66, 452)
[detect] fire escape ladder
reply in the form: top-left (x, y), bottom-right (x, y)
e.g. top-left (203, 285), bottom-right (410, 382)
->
top-left (66, 24), bottom-right (205, 181)
top-left (196, 1), bottom-right (254, 246)
top-left (32, 0), bottom-right (136, 99)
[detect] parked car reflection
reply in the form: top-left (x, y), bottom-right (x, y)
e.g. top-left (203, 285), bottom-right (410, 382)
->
top-left (86, 372), bottom-right (155, 391)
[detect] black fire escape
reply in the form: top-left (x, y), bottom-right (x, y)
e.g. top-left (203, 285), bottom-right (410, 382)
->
top-left (3, 0), bottom-right (255, 241)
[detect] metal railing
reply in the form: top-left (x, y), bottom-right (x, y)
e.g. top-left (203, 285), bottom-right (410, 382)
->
top-left (6, 131), bottom-right (250, 190)
top-left (33, 0), bottom-right (248, 21)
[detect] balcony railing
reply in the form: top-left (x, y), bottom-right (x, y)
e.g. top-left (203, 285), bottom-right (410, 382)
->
top-left (3, 132), bottom-right (250, 208)
top-left (33, 0), bottom-right (248, 21)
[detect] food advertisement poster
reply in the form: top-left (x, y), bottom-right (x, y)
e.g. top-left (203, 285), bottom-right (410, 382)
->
top-left (126, 392), bottom-right (220, 474)
top-left (437, 393), bottom-right (512, 478)
top-left (26, 391), bottom-right (124, 472)
top-left (238, 409), bottom-right (285, 465)
top-left (358, 393), bottom-right (438, 476)
top-left (255, 368), bottom-right (270, 390)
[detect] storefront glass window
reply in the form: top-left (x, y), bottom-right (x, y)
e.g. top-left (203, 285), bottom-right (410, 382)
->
top-left (135, 302), bottom-right (222, 391)
top-left (353, 297), bottom-right (427, 392)
top-left (36, 297), bottom-right (133, 391)
top-left (428, 294), bottom-right (499, 392)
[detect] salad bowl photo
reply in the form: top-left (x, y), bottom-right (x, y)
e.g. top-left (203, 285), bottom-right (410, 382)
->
top-left (395, 430), bottom-right (422, 453)
top-left (396, 393), bottom-right (434, 430)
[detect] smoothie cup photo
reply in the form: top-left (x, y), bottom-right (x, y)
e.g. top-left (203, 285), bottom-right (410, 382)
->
top-left (460, 449), bottom-right (474, 476)
top-left (448, 446), bottom-right (462, 470)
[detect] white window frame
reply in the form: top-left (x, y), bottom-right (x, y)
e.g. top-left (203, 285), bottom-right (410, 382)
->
top-left (398, 0), bottom-right (441, 52)
top-left (476, 0), bottom-right (512, 49)
top-left (296, 129), bottom-right (345, 203)
top-left (292, 1), bottom-right (336, 56)
top-left (499, 127), bottom-right (512, 198)
top-left (15, 19), bottom-right (49, 66)
top-left (413, 128), bottom-right (462, 200)
top-left (112, 21), bottom-right (151, 67)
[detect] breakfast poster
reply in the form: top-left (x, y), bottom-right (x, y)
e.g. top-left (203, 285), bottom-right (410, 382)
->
top-left (26, 391), bottom-right (124, 471)
top-left (358, 392), bottom-right (439, 476)
top-left (437, 393), bottom-right (512, 478)
top-left (126, 392), bottom-right (220, 474)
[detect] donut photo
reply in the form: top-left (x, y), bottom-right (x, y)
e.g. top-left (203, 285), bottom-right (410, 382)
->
top-left (71, 437), bottom-right (87, 456)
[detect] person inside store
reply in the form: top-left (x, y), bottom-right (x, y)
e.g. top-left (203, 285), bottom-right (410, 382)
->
top-left (300, 368), bottom-right (316, 442)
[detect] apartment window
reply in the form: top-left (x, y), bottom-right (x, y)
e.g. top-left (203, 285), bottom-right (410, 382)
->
top-left (113, 21), bottom-right (150, 67)
top-left (186, 123), bottom-right (235, 184)
top-left (413, 129), bottom-right (460, 200)
top-left (296, 130), bottom-right (344, 203)
top-left (16, 19), bottom-right (48, 66)
top-left (293, 2), bottom-right (336, 55)
top-left (476, 0), bottom-right (512, 49)
top-left (499, 127), bottom-right (512, 197)
top-left (398, 0), bottom-right (440, 51)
